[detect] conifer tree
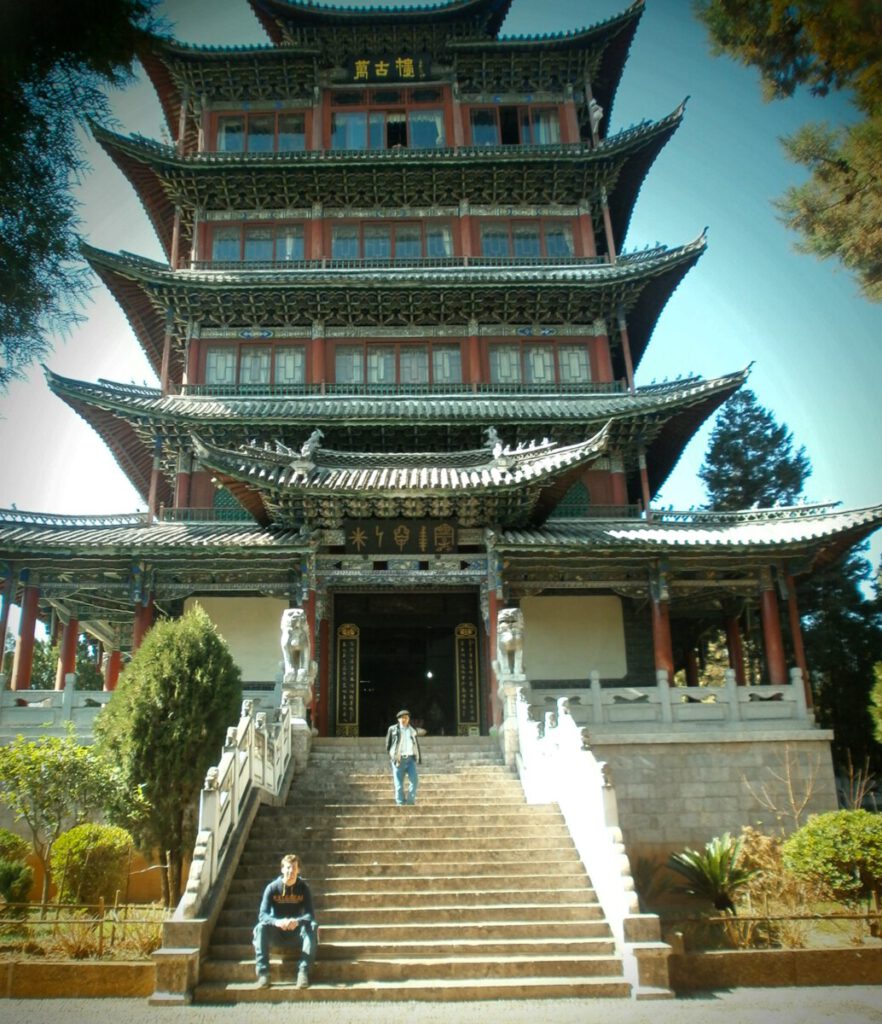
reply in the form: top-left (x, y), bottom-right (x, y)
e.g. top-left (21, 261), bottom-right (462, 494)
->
top-left (94, 605), bottom-right (241, 906)
top-left (699, 389), bottom-right (811, 510)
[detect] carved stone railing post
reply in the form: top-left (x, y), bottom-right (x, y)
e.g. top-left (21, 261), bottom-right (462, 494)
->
top-left (281, 607), bottom-right (317, 771)
top-left (724, 667), bottom-right (741, 722)
top-left (492, 607), bottom-right (528, 766)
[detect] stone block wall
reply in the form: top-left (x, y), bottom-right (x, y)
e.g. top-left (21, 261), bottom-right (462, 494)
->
top-left (589, 730), bottom-right (838, 863)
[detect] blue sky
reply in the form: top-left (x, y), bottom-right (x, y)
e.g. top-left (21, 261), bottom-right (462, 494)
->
top-left (1, 0), bottom-right (879, 572)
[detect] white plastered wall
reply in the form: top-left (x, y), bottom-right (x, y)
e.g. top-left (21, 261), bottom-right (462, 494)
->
top-left (521, 595), bottom-right (626, 679)
top-left (184, 596), bottom-right (287, 682)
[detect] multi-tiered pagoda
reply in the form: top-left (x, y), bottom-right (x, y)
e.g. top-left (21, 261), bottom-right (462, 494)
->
top-left (2, 0), bottom-right (880, 748)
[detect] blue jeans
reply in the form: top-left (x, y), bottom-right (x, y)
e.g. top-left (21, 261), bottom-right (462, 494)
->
top-left (392, 755), bottom-right (418, 805)
top-left (253, 920), bottom-right (317, 977)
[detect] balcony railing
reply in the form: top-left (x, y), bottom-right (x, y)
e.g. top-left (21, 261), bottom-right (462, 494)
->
top-left (187, 254), bottom-right (610, 273)
top-left (180, 380), bottom-right (627, 398)
top-left (158, 507), bottom-right (254, 523)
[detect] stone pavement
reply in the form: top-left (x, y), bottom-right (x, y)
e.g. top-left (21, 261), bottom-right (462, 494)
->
top-left (4, 990), bottom-right (881, 1024)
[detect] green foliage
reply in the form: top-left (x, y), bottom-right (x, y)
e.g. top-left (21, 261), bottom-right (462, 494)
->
top-left (699, 389), bottom-right (811, 510)
top-left (782, 809), bottom-right (882, 905)
top-left (668, 832), bottom-right (759, 913)
top-left (0, 0), bottom-right (163, 389)
top-left (94, 605), bottom-right (242, 906)
top-left (0, 731), bottom-right (117, 903)
top-left (0, 858), bottom-right (33, 906)
top-left (798, 547), bottom-right (882, 775)
top-left (0, 828), bottom-right (30, 863)
top-left (869, 660), bottom-right (882, 747)
top-left (693, 0), bottom-right (882, 301)
top-left (50, 823), bottom-right (133, 906)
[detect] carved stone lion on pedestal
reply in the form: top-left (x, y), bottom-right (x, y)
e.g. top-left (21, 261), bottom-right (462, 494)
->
top-left (281, 607), bottom-right (310, 681)
top-left (495, 607), bottom-right (525, 678)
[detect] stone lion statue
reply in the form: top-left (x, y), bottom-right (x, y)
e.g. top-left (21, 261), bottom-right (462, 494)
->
top-left (495, 607), bottom-right (525, 678)
top-left (281, 607), bottom-right (310, 681)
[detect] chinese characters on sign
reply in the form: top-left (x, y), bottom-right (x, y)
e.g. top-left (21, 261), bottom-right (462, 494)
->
top-left (455, 623), bottom-right (480, 735)
top-left (344, 519), bottom-right (457, 556)
top-left (335, 623), bottom-right (360, 737)
top-left (346, 53), bottom-right (431, 83)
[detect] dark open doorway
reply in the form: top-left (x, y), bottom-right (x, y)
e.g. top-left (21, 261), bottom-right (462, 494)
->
top-left (334, 591), bottom-right (480, 736)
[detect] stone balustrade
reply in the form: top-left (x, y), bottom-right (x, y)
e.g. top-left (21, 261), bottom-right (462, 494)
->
top-left (530, 667), bottom-right (812, 734)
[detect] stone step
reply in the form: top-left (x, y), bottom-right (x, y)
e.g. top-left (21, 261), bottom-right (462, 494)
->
top-left (219, 884), bottom-right (597, 914)
top-left (257, 807), bottom-right (553, 825)
top-left (210, 936), bottom-right (617, 961)
top-left (201, 951), bottom-right (624, 984)
top-left (235, 854), bottom-right (583, 875)
top-left (211, 918), bottom-right (612, 945)
top-left (194, 975), bottom-right (632, 1003)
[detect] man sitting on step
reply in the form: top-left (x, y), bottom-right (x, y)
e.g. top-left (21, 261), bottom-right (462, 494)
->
top-left (253, 852), bottom-right (317, 990)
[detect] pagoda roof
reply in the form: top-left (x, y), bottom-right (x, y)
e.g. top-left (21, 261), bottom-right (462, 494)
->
top-left (92, 107), bottom-right (682, 262)
top-left (82, 234), bottom-right (705, 381)
top-left (192, 426), bottom-right (611, 528)
top-left (139, 2), bottom-right (642, 147)
top-left (495, 502), bottom-right (882, 581)
top-left (46, 367), bottom-right (744, 506)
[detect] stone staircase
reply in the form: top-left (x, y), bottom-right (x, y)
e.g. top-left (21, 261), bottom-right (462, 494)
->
top-left (194, 735), bottom-right (631, 1002)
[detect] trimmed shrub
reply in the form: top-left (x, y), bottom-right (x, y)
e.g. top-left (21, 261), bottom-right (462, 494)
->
top-left (0, 827), bottom-right (30, 863)
top-left (0, 857), bottom-right (33, 906)
top-left (782, 809), bottom-right (882, 906)
top-left (50, 823), bottom-right (134, 905)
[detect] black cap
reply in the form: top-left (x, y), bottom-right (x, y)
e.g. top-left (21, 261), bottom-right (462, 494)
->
top-left (396, 709), bottom-right (411, 719)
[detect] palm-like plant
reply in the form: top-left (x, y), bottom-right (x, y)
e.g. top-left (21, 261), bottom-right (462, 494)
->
top-left (668, 832), bottom-right (759, 914)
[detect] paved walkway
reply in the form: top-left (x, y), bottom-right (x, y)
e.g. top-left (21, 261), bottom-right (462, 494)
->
top-left (4, 990), bottom-right (881, 1024)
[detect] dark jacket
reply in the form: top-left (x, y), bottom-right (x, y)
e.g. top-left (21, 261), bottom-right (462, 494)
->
top-left (385, 722), bottom-right (422, 763)
top-left (257, 875), bottom-right (316, 929)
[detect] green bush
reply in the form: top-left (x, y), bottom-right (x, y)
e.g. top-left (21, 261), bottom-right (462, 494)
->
top-left (782, 809), bottom-right (882, 906)
top-left (0, 857), bottom-right (33, 905)
top-left (0, 827), bottom-right (30, 863)
top-left (50, 823), bottom-right (133, 905)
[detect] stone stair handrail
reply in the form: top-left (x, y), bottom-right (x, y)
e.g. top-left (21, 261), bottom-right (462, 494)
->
top-left (513, 688), bottom-right (671, 997)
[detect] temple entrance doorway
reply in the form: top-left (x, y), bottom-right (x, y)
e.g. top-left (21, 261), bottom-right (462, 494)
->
top-left (333, 591), bottom-right (482, 737)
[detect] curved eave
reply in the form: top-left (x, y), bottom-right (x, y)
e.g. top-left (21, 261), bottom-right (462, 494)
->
top-left (45, 370), bottom-right (169, 508)
top-left (92, 111), bottom-right (681, 223)
top-left (642, 369), bottom-right (747, 498)
top-left (496, 505), bottom-right (882, 571)
top-left (81, 237), bottom-right (704, 347)
top-left (92, 124), bottom-right (176, 259)
top-left (84, 249), bottom-right (184, 382)
top-left (450, 0), bottom-right (643, 124)
top-left (249, 0), bottom-right (513, 43)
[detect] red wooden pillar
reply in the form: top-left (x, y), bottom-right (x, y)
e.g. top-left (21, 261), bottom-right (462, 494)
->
top-left (103, 649), bottom-right (122, 691)
top-left (316, 617), bottom-right (329, 736)
top-left (650, 590), bottom-right (674, 683)
top-left (786, 573), bottom-right (812, 707)
top-left (759, 572), bottom-right (787, 685)
top-left (725, 614), bottom-right (746, 684)
top-left (10, 581), bottom-right (40, 690)
top-left (54, 617), bottom-right (79, 690)
top-left (132, 597), bottom-right (155, 652)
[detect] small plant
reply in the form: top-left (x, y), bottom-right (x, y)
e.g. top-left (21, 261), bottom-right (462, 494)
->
top-left (783, 810), bottom-right (882, 911)
top-left (51, 823), bottom-right (133, 905)
top-left (668, 832), bottom-right (759, 914)
top-left (45, 910), bottom-right (102, 959)
top-left (0, 827), bottom-right (30, 863)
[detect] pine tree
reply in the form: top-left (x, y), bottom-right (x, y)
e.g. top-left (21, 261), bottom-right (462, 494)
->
top-left (699, 389), bottom-right (811, 510)
top-left (94, 606), bottom-right (242, 906)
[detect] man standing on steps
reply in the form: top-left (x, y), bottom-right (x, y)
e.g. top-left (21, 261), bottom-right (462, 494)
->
top-left (385, 709), bottom-right (425, 806)
top-left (253, 853), bottom-right (317, 990)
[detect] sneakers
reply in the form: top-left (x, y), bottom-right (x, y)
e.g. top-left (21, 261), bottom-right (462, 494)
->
top-left (296, 967), bottom-right (309, 989)
top-left (256, 974), bottom-right (270, 989)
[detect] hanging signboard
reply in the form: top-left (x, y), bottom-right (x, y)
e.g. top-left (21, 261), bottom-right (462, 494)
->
top-left (345, 53), bottom-right (432, 83)
top-left (335, 622), bottom-right (360, 737)
top-left (343, 519), bottom-right (458, 556)
top-left (455, 622), bottom-right (480, 735)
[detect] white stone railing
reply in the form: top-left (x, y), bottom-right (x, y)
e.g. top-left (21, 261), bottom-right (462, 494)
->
top-left (532, 667), bottom-right (812, 732)
top-left (0, 677), bottom-right (284, 743)
top-left (176, 696), bottom-right (294, 920)
top-left (0, 676), bottom-right (111, 738)
top-left (513, 688), bottom-right (670, 996)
